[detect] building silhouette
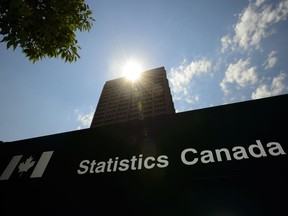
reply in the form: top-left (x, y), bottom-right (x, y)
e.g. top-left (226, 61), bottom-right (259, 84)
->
top-left (90, 67), bottom-right (175, 127)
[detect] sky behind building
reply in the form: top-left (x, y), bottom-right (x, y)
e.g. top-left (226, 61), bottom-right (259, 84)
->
top-left (1, 0), bottom-right (288, 141)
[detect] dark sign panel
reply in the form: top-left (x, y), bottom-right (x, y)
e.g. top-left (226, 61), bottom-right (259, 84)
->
top-left (0, 95), bottom-right (287, 215)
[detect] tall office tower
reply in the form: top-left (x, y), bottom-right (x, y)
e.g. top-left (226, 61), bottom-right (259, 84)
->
top-left (90, 67), bottom-right (175, 127)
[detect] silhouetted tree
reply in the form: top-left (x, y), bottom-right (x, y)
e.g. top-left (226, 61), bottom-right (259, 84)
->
top-left (0, 0), bottom-right (94, 63)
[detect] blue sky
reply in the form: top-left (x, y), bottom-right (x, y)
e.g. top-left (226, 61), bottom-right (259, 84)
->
top-left (1, 0), bottom-right (288, 141)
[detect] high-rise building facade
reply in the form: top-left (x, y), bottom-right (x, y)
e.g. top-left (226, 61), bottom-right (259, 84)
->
top-left (90, 67), bottom-right (175, 127)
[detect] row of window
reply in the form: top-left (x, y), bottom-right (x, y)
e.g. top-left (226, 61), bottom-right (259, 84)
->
top-left (97, 97), bottom-right (166, 113)
top-left (99, 95), bottom-right (163, 107)
top-left (100, 85), bottom-right (165, 102)
top-left (95, 105), bottom-right (163, 121)
top-left (93, 109), bottom-right (167, 126)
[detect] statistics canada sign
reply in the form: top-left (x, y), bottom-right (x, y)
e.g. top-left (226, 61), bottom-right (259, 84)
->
top-left (0, 94), bottom-right (287, 215)
top-left (76, 140), bottom-right (286, 175)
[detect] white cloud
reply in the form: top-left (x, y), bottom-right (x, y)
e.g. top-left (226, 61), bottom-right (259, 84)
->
top-left (220, 59), bottom-right (258, 95)
top-left (75, 109), bottom-right (94, 129)
top-left (185, 95), bottom-right (199, 104)
top-left (221, 0), bottom-right (288, 52)
top-left (263, 50), bottom-right (278, 69)
top-left (252, 72), bottom-right (287, 99)
top-left (256, 0), bottom-right (265, 8)
top-left (169, 59), bottom-right (212, 98)
top-left (221, 35), bottom-right (233, 53)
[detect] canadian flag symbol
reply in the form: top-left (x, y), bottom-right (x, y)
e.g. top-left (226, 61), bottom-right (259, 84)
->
top-left (0, 151), bottom-right (54, 180)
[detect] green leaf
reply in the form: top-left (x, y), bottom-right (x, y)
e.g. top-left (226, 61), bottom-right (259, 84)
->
top-left (6, 40), bottom-right (13, 49)
top-left (0, 0), bottom-right (94, 63)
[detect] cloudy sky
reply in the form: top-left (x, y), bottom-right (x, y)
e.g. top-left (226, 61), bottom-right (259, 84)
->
top-left (1, 0), bottom-right (288, 141)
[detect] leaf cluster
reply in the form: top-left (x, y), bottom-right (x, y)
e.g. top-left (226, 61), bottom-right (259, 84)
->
top-left (0, 0), bottom-right (94, 62)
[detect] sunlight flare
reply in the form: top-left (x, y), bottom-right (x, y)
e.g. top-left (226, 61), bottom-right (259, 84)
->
top-left (122, 60), bottom-right (143, 81)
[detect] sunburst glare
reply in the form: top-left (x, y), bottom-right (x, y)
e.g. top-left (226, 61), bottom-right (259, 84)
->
top-left (122, 60), bottom-right (143, 81)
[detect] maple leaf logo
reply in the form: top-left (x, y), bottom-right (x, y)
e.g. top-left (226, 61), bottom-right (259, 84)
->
top-left (18, 156), bottom-right (35, 177)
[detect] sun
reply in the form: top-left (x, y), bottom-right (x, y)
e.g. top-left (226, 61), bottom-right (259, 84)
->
top-left (122, 60), bottom-right (143, 81)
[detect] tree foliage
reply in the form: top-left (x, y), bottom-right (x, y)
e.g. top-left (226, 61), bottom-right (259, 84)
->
top-left (0, 0), bottom-right (94, 63)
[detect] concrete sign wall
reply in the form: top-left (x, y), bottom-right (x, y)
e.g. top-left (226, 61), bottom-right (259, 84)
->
top-left (0, 94), bottom-right (287, 215)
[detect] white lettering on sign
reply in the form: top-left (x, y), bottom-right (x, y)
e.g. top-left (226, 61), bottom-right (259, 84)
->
top-left (77, 140), bottom-right (286, 175)
top-left (181, 140), bottom-right (286, 165)
top-left (77, 154), bottom-right (169, 175)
